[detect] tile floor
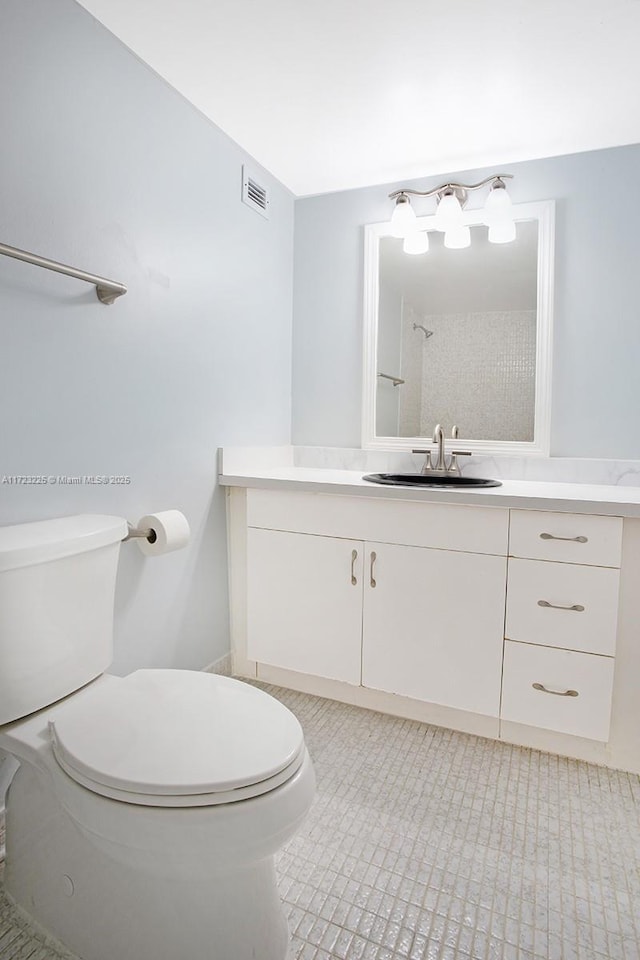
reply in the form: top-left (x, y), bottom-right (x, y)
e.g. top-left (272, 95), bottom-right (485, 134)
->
top-left (1, 682), bottom-right (639, 959)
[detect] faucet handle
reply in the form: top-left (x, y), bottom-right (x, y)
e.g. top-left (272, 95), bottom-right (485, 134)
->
top-left (446, 449), bottom-right (472, 476)
top-left (412, 447), bottom-right (436, 475)
top-left (451, 424), bottom-right (459, 439)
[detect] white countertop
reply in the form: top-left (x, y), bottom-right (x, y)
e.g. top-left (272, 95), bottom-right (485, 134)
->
top-left (219, 463), bottom-right (640, 517)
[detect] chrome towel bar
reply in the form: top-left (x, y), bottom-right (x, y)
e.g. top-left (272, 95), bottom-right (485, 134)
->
top-left (377, 372), bottom-right (405, 387)
top-left (0, 241), bottom-right (127, 304)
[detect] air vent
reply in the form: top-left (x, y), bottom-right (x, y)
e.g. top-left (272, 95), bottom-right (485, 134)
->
top-left (242, 165), bottom-right (270, 219)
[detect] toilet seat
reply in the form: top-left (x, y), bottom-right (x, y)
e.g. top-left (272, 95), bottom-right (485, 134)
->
top-left (48, 670), bottom-right (306, 807)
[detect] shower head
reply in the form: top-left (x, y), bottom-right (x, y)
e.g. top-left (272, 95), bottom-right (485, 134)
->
top-left (412, 323), bottom-right (434, 339)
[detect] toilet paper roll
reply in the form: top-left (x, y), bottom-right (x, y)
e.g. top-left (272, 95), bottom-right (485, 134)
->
top-left (136, 510), bottom-right (190, 557)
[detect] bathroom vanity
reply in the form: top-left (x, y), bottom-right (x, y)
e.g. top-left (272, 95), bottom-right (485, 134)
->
top-left (221, 448), bottom-right (640, 775)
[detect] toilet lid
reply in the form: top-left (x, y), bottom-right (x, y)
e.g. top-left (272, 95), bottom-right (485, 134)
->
top-left (49, 670), bottom-right (305, 805)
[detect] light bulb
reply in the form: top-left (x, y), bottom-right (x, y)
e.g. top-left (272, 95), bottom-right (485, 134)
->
top-left (483, 181), bottom-right (513, 226)
top-left (434, 192), bottom-right (463, 231)
top-left (444, 225), bottom-right (471, 249)
top-left (403, 230), bottom-right (429, 255)
top-left (488, 221), bottom-right (516, 244)
top-left (390, 195), bottom-right (417, 238)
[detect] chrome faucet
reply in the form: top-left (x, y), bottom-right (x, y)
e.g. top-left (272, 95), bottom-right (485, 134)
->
top-left (413, 424), bottom-right (471, 476)
top-left (432, 423), bottom-right (446, 472)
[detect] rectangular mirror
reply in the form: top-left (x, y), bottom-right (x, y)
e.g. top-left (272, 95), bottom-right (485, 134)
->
top-left (362, 201), bottom-right (555, 455)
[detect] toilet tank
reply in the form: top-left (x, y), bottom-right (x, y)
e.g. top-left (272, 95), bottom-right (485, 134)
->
top-left (0, 515), bottom-right (128, 725)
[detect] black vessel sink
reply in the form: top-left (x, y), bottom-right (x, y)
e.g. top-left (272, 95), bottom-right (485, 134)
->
top-left (362, 473), bottom-right (502, 488)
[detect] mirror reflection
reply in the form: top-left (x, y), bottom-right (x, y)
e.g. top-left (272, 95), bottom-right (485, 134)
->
top-left (376, 219), bottom-right (539, 442)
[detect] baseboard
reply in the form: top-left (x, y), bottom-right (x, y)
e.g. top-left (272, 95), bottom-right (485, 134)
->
top-left (202, 652), bottom-right (233, 677)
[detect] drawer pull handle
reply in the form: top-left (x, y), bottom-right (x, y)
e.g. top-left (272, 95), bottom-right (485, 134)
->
top-left (539, 533), bottom-right (588, 543)
top-left (537, 600), bottom-right (585, 612)
top-left (350, 549), bottom-right (358, 586)
top-left (370, 551), bottom-right (377, 588)
top-left (532, 682), bottom-right (579, 698)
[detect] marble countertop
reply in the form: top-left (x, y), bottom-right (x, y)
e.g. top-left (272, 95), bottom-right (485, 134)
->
top-left (219, 448), bottom-right (640, 517)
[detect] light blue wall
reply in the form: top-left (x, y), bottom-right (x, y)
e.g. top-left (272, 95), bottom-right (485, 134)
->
top-left (0, 0), bottom-right (294, 674)
top-left (292, 145), bottom-right (640, 458)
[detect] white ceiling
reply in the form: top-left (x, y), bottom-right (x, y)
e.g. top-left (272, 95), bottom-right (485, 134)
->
top-left (77, 0), bottom-right (640, 197)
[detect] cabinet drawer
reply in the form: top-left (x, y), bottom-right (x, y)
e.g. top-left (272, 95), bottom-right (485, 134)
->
top-left (506, 558), bottom-right (619, 656)
top-left (501, 640), bottom-right (614, 741)
top-left (509, 510), bottom-right (622, 567)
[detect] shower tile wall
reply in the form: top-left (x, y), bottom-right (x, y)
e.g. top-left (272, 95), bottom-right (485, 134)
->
top-left (399, 310), bottom-right (536, 441)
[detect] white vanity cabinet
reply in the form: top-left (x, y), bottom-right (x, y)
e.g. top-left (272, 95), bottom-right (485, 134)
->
top-left (502, 510), bottom-right (623, 741)
top-left (247, 529), bottom-right (507, 714)
top-left (244, 490), bottom-right (510, 716)
top-left (362, 543), bottom-right (506, 716)
top-left (247, 527), bottom-right (363, 683)
top-left (225, 470), bottom-right (639, 773)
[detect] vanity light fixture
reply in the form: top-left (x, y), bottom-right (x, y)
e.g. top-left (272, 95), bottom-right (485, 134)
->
top-left (487, 220), bottom-right (517, 244)
top-left (444, 225), bottom-right (471, 250)
top-left (433, 192), bottom-right (464, 232)
top-left (403, 229), bottom-right (429, 255)
top-left (388, 174), bottom-right (515, 253)
top-left (390, 193), bottom-right (417, 237)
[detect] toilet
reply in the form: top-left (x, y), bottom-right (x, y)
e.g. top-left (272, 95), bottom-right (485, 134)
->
top-left (0, 514), bottom-right (315, 960)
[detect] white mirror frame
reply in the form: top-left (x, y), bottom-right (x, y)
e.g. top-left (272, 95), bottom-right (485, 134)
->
top-left (362, 200), bottom-right (555, 456)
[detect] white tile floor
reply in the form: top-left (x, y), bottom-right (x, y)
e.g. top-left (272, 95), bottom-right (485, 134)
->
top-left (1, 682), bottom-right (639, 960)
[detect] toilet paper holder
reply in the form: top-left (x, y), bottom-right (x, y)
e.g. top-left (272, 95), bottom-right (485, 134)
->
top-left (122, 511), bottom-right (190, 555)
top-left (123, 522), bottom-right (157, 544)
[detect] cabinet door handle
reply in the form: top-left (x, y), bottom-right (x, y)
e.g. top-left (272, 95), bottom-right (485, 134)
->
top-left (350, 549), bottom-right (358, 586)
top-left (370, 551), bottom-right (377, 588)
top-left (539, 532), bottom-right (588, 543)
top-left (532, 682), bottom-right (579, 698)
top-left (537, 599), bottom-right (585, 612)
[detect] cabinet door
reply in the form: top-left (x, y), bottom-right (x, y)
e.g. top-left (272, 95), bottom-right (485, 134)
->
top-left (362, 542), bottom-right (507, 716)
top-left (247, 528), bottom-right (363, 683)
